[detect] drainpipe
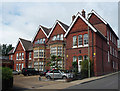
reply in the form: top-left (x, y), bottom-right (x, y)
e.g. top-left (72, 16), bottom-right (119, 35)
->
top-left (102, 41), bottom-right (104, 74)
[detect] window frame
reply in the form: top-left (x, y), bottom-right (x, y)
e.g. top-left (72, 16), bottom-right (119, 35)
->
top-left (73, 36), bottom-right (77, 48)
top-left (83, 34), bottom-right (88, 46)
top-left (78, 35), bottom-right (83, 47)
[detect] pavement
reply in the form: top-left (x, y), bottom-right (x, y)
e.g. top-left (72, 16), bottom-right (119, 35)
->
top-left (35, 71), bottom-right (119, 89)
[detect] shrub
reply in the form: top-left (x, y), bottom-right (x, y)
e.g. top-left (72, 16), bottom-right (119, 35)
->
top-left (72, 61), bottom-right (78, 78)
top-left (81, 60), bottom-right (88, 78)
top-left (81, 59), bottom-right (94, 79)
top-left (2, 67), bottom-right (13, 91)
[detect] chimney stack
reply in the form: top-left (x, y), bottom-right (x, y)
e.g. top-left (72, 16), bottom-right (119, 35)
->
top-left (82, 9), bottom-right (86, 18)
top-left (72, 15), bottom-right (76, 22)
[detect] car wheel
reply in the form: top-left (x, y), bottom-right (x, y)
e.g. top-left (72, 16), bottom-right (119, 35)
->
top-left (62, 76), bottom-right (67, 80)
top-left (47, 76), bottom-right (51, 80)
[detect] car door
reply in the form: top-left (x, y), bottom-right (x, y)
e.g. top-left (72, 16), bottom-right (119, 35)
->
top-left (53, 70), bottom-right (60, 78)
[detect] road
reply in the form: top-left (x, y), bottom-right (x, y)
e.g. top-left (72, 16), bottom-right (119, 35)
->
top-left (66, 73), bottom-right (119, 89)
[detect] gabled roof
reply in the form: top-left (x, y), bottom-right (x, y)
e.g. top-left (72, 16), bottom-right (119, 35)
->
top-left (8, 47), bottom-right (14, 54)
top-left (88, 9), bottom-right (119, 39)
top-left (32, 25), bottom-right (51, 42)
top-left (64, 12), bottom-right (98, 37)
top-left (13, 38), bottom-right (33, 53)
top-left (47, 20), bottom-right (69, 38)
top-left (88, 9), bottom-right (108, 25)
top-left (41, 26), bottom-right (51, 36)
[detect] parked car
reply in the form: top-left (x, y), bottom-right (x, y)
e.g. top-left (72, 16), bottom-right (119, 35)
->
top-left (45, 69), bottom-right (73, 80)
top-left (22, 68), bottom-right (39, 76)
top-left (43, 70), bottom-right (49, 76)
top-left (12, 70), bottom-right (20, 75)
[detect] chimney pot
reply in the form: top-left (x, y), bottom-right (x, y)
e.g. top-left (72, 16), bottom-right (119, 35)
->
top-left (72, 15), bottom-right (76, 22)
top-left (82, 9), bottom-right (86, 18)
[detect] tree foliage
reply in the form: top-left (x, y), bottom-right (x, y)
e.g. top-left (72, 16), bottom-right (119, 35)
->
top-left (1, 44), bottom-right (13, 56)
top-left (81, 59), bottom-right (94, 78)
top-left (47, 55), bottom-right (62, 69)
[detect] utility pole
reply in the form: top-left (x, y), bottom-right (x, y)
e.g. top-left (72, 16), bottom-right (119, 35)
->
top-left (87, 13), bottom-right (91, 78)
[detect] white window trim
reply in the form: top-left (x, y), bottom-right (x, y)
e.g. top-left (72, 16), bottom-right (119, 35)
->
top-left (78, 45), bottom-right (83, 48)
top-left (72, 46), bottom-right (77, 48)
top-left (84, 44), bottom-right (88, 47)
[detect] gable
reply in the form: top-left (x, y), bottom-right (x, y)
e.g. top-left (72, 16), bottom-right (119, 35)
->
top-left (69, 17), bottom-right (88, 34)
top-left (33, 28), bottom-right (46, 43)
top-left (15, 41), bottom-right (24, 52)
top-left (64, 13), bottom-right (97, 37)
top-left (50, 23), bottom-right (66, 37)
top-left (89, 13), bottom-right (104, 25)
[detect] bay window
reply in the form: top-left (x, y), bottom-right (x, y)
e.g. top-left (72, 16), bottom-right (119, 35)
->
top-left (50, 47), bottom-right (57, 56)
top-left (58, 46), bottom-right (62, 56)
top-left (34, 50), bottom-right (38, 58)
top-left (39, 49), bottom-right (44, 58)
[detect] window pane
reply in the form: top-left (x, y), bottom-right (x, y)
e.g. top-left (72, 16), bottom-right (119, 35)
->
top-left (57, 35), bottom-right (60, 40)
top-left (19, 53), bottom-right (21, 59)
top-left (52, 36), bottom-right (56, 41)
top-left (84, 34), bottom-right (88, 45)
top-left (84, 55), bottom-right (88, 60)
top-left (60, 34), bottom-right (63, 40)
top-left (78, 35), bottom-right (82, 46)
top-left (43, 38), bottom-right (45, 43)
top-left (73, 36), bottom-right (77, 46)
top-left (73, 56), bottom-right (77, 62)
top-left (78, 56), bottom-right (82, 60)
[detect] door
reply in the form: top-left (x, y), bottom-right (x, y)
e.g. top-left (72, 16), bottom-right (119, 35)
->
top-left (78, 56), bottom-right (82, 72)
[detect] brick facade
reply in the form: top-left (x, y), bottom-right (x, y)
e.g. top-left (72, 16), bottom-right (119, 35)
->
top-left (9, 10), bottom-right (119, 76)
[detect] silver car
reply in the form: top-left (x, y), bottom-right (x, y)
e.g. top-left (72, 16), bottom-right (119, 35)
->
top-left (45, 69), bottom-right (73, 80)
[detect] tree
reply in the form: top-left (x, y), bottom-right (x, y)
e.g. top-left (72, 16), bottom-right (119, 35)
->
top-left (47, 55), bottom-right (62, 80)
top-left (2, 44), bottom-right (13, 56)
top-left (47, 55), bottom-right (62, 70)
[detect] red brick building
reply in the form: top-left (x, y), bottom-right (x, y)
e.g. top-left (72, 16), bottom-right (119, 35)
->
top-left (9, 38), bottom-right (33, 71)
top-left (9, 9), bottom-right (119, 76)
top-left (64, 10), bottom-right (119, 76)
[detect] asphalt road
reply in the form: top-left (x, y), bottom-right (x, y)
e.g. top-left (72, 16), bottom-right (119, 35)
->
top-left (66, 73), bottom-right (119, 89)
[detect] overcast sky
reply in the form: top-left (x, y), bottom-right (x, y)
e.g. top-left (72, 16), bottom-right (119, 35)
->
top-left (0, 2), bottom-right (119, 47)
